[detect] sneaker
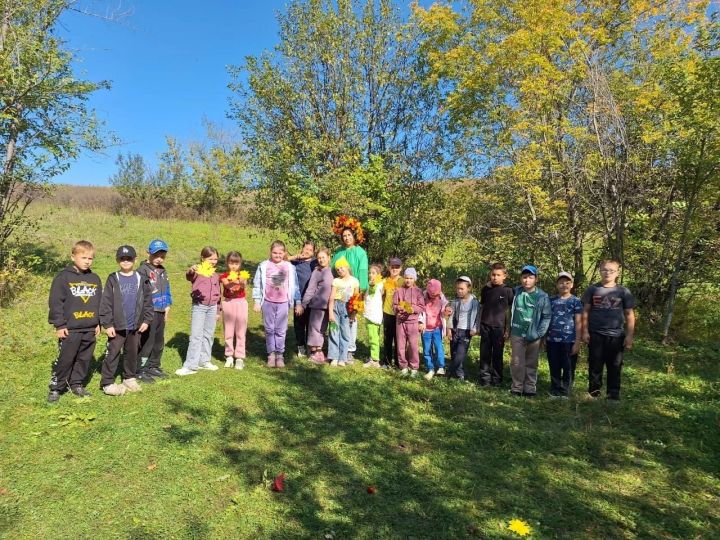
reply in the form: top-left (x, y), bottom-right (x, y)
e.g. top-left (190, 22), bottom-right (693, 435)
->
top-left (225, 356), bottom-right (234, 368)
top-left (234, 358), bottom-right (245, 370)
top-left (198, 362), bottom-right (219, 371)
top-left (47, 390), bottom-right (61, 403)
top-left (330, 359), bottom-right (339, 367)
top-left (436, 367), bottom-right (446, 376)
top-left (276, 355), bottom-right (286, 368)
top-left (510, 390), bottom-right (522, 397)
top-left (401, 368), bottom-right (409, 376)
top-left (297, 346), bottom-right (307, 358)
top-left (410, 369), bottom-right (419, 378)
top-left (175, 367), bottom-right (197, 376)
top-left (309, 351), bottom-right (325, 365)
top-left (363, 360), bottom-right (375, 368)
top-left (267, 353), bottom-right (276, 368)
top-left (424, 370), bottom-right (435, 381)
top-left (70, 386), bottom-right (91, 398)
top-left (123, 378), bottom-right (142, 392)
top-left (379, 363), bottom-right (389, 370)
top-left (147, 367), bottom-right (168, 378)
top-left (347, 352), bottom-right (354, 363)
top-left (523, 392), bottom-right (537, 398)
top-left (103, 383), bottom-right (126, 396)
top-left (338, 360), bottom-right (347, 367)
top-left (136, 371), bottom-right (156, 384)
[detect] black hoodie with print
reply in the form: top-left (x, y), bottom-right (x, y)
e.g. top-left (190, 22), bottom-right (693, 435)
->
top-left (48, 265), bottom-right (102, 331)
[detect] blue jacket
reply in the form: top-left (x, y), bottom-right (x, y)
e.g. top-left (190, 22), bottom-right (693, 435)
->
top-left (510, 286), bottom-right (552, 342)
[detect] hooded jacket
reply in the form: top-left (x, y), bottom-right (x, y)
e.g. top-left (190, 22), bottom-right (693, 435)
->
top-left (137, 261), bottom-right (172, 311)
top-left (48, 265), bottom-right (102, 331)
top-left (99, 271), bottom-right (154, 331)
top-left (510, 285), bottom-right (552, 342)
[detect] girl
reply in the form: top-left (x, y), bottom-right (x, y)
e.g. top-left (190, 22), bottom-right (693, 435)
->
top-left (253, 240), bottom-right (302, 368)
top-left (176, 246), bottom-right (221, 376)
top-left (381, 257), bottom-right (403, 368)
top-left (422, 278), bottom-right (448, 380)
top-left (220, 251), bottom-right (248, 370)
top-left (363, 264), bottom-right (384, 368)
top-left (328, 257), bottom-right (359, 367)
top-left (392, 267), bottom-right (426, 377)
top-left (301, 248), bottom-right (334, 364)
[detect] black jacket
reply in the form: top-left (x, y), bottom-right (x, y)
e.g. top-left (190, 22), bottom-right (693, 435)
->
top-left (137, 261), bottom-right (172, 311)
top-left (48, 265), bottom-right (102, 331)
top-left (99, 271), bottom-right (154, 331)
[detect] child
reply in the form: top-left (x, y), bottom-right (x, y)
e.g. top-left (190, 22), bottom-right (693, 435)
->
top-left (327, 257), bottom-right (360, 367)
top-left (137, 239), bottom-right (172, 382)
top-left (176, 246), bottom-right (222, 376)
top-left (447, 276), bottom-right (480, 382)
top-left (392, 267), bottom-right (425, 377)
top-left (422, 279), bottom-right (448, 380)
top-left (289, 241), bottom-right (317, 357)
top-left (479, 263), bottom-right (514, 387)
top-left (301, 248), bottom-right (334, 364)
top-left (99, 245), bottom-right (154, 395)
top-left (47, 240), bottom-right (102, 402)
top-left (581, 260), bottom-right (636, 400)
top-left (381, 257), bottom-right (403, 369)
top-left (220, 251), bottom-right (248, 370)
top-left (253, 240), bottom-right (302, 368)
top-left (546, 271), bottom-right (583, 397)
top-left (509, 265), bottom-right (552, 397)
top-left (363, 264), bottom-right (385, 368)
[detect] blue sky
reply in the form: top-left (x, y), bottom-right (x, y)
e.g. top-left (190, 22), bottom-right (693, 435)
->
top-left (56, 0), bottom-right (290, 185)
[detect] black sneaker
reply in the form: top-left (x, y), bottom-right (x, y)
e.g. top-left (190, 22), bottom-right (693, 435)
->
top-left (47, 390), bottom-right (61, 403)
top-left (522, 392), bottom-right (536, 398)
top-left (510, 391), bottom-right (522, 397)
top-left (136, 371), bottom-right (156, 384)
top-left (70, 386), bottom-right (91, 397)
top-left (147, 367), bottom-right (168, 378)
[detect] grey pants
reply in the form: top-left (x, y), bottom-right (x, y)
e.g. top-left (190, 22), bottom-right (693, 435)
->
top-left (510, 335), bottom-right (541, 394)
top-left (183, 303), bottom-right (218, 370)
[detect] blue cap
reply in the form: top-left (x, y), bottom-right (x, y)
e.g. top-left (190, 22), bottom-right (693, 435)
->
top-left (148, 239), bottom-right (169, 254)
top-left (521, 265), bottom-right (538, 276)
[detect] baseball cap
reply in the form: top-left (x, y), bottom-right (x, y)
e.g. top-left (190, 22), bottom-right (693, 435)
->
top-left (116, 245), bottom-right (137, 259)
top-left (388, 257), bottom-right (402, 267)
top-left (456, 275), bottom-right (472, 284)
top-left (148, 239), bottom-right (169, 254)
top-left (557, 271), bottom-right (574, 281)
top-left (521, 265), bottom-right (538, 276)
top-left (404, 267), bottom-right (417, 279)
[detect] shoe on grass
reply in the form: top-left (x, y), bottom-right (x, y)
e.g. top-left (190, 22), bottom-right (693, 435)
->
top-left (330, 359), bottom-right (338, 367)
top-left (147, 367), bottom-right (168, 378)
top-left (310, 351), bottom-right (325, 365)
top-left (424, 370), bottom-right (435, 381)
top-left (70, 386), bottom-right (91, 398)
top-left (338, 360), bottom-right (347, 367)
top-left (136, 371), bottom-right (156, 384)
top-left (297, 346), bottom-right (306, 357)
top-left (401, 368), bottom-right (409, 376)
top-left (234, 358), bottom-right (245, 370)
top-left (275, 355), bottom-right (286, 368)
top-left (267, 353), bottom-right (276, 368)
top-left (198, 362), bottom-right (219, 371)
top-left (410, 369), bottom-right (419, 378)
top-left (103, 383), bottom-right (126, 396)
top-left (47, 390), bottom-right (61, 403)
top-left (123, 378), bottom-right (142, 392)
top-left (175, 367), bottom-right (197, 376)
top-left (436, 367), bottom-right (446, 376)
top-left (225, 356), bottom-right (234, 368)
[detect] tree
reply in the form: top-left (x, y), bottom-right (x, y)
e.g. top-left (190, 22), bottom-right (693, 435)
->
top-left (1, 0), bottom-right (107, 264)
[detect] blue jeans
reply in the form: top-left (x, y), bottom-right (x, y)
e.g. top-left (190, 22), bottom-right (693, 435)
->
top-left (328, 301), bottom-right (351, 361)
top-left (422, 328), bottom-right (445, 371)
top-left (184, 303), bottom-right (217, 370)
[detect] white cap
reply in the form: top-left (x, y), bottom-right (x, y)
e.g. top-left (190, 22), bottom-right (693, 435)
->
top-left (557, 271), bottom-right (574, 281)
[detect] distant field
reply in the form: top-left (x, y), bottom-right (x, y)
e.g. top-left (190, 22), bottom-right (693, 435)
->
top-left (0, 205), bottom-right (718, 539)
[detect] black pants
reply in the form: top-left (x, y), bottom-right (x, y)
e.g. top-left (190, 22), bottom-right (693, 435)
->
top-left (49, 330), bottom-right (96, 391)
top-left (449, 329), bottom-right (471, 379)
top-left (139, 311), bottom-right (165, 371)
top-left (293, 307), bottom-right (309, 348)
top-left (546, 341), bottom-right (578, 396)
top-left (382, 313), bottom-right (398, 367)
top-left (479, 324), bottom-right (505, 385)
top-left (588, 333), bottom-right (624, 399)
top-left (101, 330), bottom-right (139, 387)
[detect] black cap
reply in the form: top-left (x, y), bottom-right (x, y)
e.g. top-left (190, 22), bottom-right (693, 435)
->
top-left (116, 245), bottom-right (137, 259)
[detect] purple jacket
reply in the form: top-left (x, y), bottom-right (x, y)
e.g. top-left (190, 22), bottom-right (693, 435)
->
top-left (392, 286), bottom-right (426, 323)
top-left (187, 269), bottom-right (221, 308)
top-left (302, 266), bottom-right (333, 310)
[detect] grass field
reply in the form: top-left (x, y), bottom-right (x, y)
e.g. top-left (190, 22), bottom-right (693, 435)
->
top-left (0, 204), bottom-right (718, 539)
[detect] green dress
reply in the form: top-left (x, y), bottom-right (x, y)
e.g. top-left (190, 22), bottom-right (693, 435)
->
top-left (331, 245), bottom-right (369, 291)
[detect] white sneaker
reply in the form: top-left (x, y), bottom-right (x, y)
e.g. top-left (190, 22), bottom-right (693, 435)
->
top-left (410, 369), bottom-right (419, 378)
top-left (225, 356), bottom-right (234, 368)
top-left (123, 377), bottom-right (142, 392)
top-left (235, 358), bottom-right (245, 370)
top-left (297, 346), bottom-right (307, 357)
top-left (198, 362), bottom-right (219, 371)
top-left (102, 383), bottom-right (126, 396)
top-left (338, 360), bottom-right (347, 367)
top-left (401, 368), bottom-right (409, 376)
top-left (436, 367), bottom-right (446, 376)
top-left (330, 359), bottom-right (339, 367)
top-left (175, 367), bottom-right (197, 376)
top-left (424, 370), bottom-right (435, 381)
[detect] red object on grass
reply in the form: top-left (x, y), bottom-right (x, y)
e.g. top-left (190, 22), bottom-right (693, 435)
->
top-left (271, 473), bottom-right (286, 492)
top-left (367, 486), bottom-right (377, 494)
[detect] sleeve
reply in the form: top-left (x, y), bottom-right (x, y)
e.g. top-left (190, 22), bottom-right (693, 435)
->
top-left (252, 263), bottom-right (263, 303)
top-left (537, 296), bottom-right (553, 338)
top-left (141, 279), bottom-right (154, 324)
top-left (302, 271), bottom-right (319, 309)
top-left (474, 299), bottom-right (482, 333)
top-left (48, 274), bottom-right (68, 329)
top-left (392, 289), bottom-right (400, 313)
top-left (99, 276), bottom-right (114, 328)
top-left (623, 288), bottom-right (636, 309)
top-left (186, 269), bottom-right (196, 282)
top-left (449, 300), bottom-right (458, 330)
top-left (581, 286), bottom-right (594, 306)
top-left (356, 249), bottom-right (369, 291)
top-left (414, 288), bottom-right (426, 315)
top-left (573, 297), bottom-right (584, 315)
top-left (166, 275), bottom-right (173, 307)
top-left (507, 286), bottom-right (515, 305)
top-left (291, 265), bottom-right (301, 304)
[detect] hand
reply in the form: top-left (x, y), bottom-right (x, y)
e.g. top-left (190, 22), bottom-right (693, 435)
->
top-left (106, 327), bottom-right (116, 338)
top-left (624, 336), bottom-right (634, 350)
top-left (295, 305), bottom-right (304, 316)
top-left (503, 330), bottom-right (510, 340)
top-left (329, 312), bottom-right (336, 324)
top-left (254, 303), bottom-right (261, 313)
top-left (216, 312), bottom-right (221, 321)
top-left (539, 338), bottom-right (546, 351)
top-left (138, 323), bottom-right (149, 333)
top-left (582, 331), bottom-right (590, 344)
top-left (164, 308), bottom-right (170, 322)
top-left (571, 341), bottom-right (580, 355)
top-left (470, 329), bottom-right (477, 337)
top-left (94, 325), bottom-right (101, 337)
top-left (56, 328), bottom-right (68, 339)
top-left (189, 265), bottom-right (197, 273)
top-left (444, 306), bottom-right (453, 317)
top-left (418, 323), bottom-right (425, 332)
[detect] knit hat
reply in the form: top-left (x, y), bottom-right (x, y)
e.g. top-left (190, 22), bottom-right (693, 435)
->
top-left (404, 267), bottom-right (417, 279)
top-left (426, 279), bottom-right (442, 295)
top-left (334, 256), bottom-right (350, 269)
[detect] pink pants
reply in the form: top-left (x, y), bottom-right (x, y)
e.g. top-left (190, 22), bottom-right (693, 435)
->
top-left (396, 320), bottom-right (420, 369)
top-left (222, 298), bottom-right (248, 358)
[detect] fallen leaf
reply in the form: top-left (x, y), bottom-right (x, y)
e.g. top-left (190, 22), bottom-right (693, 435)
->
top-left (271, 472), bottom-right (286, 492)
top-left (367, 486), bottom-right (377, 494)
top-left (0, 488), bottom-right (8, 496)
top-left (147, 463), bottom-right (157, 471)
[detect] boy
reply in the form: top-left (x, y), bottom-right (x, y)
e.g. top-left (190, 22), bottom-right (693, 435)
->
top-left (392, 267), bottom-right (425, 377)
top-left (581, 260), bottom-right (635, 400)
top-left (137, 239), bottom-right (172, 382)
top-left (447, 276), bottom-right (480, 382)
top-left (47, 240), bottom-right (102, 403)
top-left (381, 257), bottom-right (404, 369)
top-left (546, 272), bottom-right (583, 397)
top-left (479, 263), bottom-right (514, 387)
top-left (509, 265), bottom-right (551, 397)
top-left (289, 240), bottom-right (317, 357)
top-left (99, 245), bottom-right (154, 396)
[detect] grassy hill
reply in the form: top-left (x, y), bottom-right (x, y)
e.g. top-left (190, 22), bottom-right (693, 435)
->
top-left (0, 204), bottom-right (718, 539)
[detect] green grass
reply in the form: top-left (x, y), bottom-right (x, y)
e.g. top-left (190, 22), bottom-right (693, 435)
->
top-left (0, 205), bottom-right (719, 539)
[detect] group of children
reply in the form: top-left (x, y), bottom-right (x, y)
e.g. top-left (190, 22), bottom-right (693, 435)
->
top-left (47, 238), bottom-right (636, 403)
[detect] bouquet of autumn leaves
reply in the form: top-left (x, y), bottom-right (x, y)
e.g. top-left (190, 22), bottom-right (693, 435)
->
top-left (347, 291), bottom-right (364, 321)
